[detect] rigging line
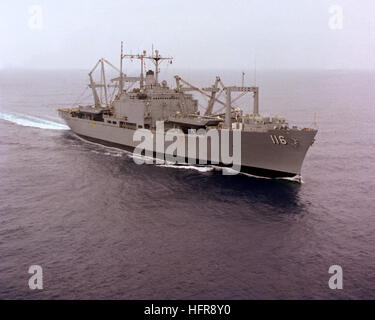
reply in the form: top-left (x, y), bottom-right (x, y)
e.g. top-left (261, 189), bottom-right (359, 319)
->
top-left (127, 81), bottom-right (136, 91)
top-left (216, 89), bottom-right (224, 101)
top-left (73, 85), bottom-right (89, 106)
top-left (198, 102), bottom-right (206, 111)
top-left (232, 91), bottom-right (247, 104)
top-left (109, 85), bottom-right (116, 103)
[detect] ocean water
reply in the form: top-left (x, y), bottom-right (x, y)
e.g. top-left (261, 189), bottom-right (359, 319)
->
top-left (0, 69), bottom-right (374, 299)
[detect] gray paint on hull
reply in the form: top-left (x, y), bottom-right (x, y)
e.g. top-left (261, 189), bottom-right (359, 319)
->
top-left (61, 114), bottom-right (316, 177)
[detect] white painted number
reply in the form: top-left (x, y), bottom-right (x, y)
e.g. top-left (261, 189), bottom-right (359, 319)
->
top-left (270, 135), bottom-right (287, 145)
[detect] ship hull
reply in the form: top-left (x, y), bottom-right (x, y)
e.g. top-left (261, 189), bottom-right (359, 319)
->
top-left (59, 113), bottom-right (317, 178)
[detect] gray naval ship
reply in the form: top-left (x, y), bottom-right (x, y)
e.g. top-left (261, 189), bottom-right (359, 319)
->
top-left (58, 44), bottom-right (317, 180)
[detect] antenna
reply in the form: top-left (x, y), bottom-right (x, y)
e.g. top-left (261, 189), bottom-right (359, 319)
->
top-left (144, 49), bottom-right (173, 85)
top-left (313, 112), bottom-right (318, 128)
top-left (254, 54), bottom-right (257, 86)
top-left (120, 41), bottom-right (124, 94)
top-left (140, 50), bottom-right (146, 90)
top-left (121, 49), bottom-right (173, 87)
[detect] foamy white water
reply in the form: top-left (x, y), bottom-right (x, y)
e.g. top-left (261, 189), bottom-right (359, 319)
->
top-left (0, 112), bottom-right (69, 130)
top-left (127, 152), bottom-right (214, 172)
top-left (157, 163), bottom-right (214, 173)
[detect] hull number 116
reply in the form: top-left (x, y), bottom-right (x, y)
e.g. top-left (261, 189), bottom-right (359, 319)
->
top-left (270, 135), bottom-right (287, 145)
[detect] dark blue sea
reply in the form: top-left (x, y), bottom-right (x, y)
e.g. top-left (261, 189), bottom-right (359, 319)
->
top-left (0, 69), bottom-right (374, 299)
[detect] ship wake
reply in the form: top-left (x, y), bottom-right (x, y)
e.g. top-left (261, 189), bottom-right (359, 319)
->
top-left (156, 163), bottom-right (214, 173)
top-left (0, 112), bottom-right (69, 130)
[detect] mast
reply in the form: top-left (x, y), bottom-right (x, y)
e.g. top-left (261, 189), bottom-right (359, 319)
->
top-left (223, 86), bottom-right (259, 126)
top-left (149, 49), bottom-right (172, 85)
top-left (155, 50), bottom-right (160, 84)
top-left (140, 50), bottom-right (146, 89)
top-left (253, 88), bottom-right (259, 115)
top-left (88, 57), bottom-right (123, 108)
top-left (204, 76), bottom-right (220, 116)
top-left (101, 58), bottom-right (108, 106)
top-left (225, 87), bottom-right (232, 127)
top-left (88, 59), bottom-right (102, 108)
top-left (122, 48), bottom-right (173, 87)
top-left (89, 74), bottom-right (101, 108)
top-left (145, 49), bottom-right (172, 86)
top-left (119, 41), bottom-right (124, 95)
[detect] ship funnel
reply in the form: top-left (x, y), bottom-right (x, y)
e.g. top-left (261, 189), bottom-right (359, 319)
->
top-left (145, 69), bottom-right (156, 86)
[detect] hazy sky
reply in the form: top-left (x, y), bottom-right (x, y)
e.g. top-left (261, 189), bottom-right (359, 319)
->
top-left (0, 0), bottom-right (374, 70)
